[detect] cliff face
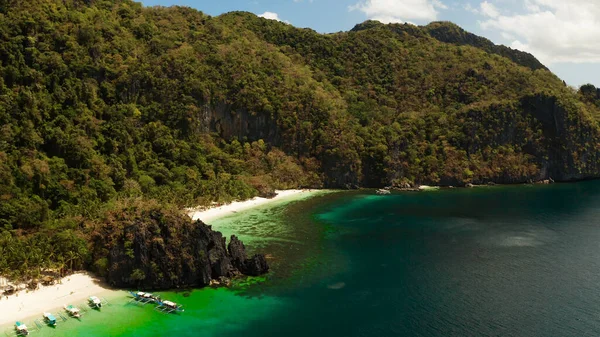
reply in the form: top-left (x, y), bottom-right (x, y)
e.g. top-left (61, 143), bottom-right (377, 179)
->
top-left (523, 95), bottom-right (600, 181)
top-left (203, 102), bottom-right (281, 145)
top-left (372, 93), bottom-right (600, 188)
top-left (91, 204), bottom-right (268, 289)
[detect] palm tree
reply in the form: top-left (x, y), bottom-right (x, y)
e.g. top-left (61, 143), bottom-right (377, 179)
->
top-left (66, 250), bottom-right (77, 273)
top-left (29, 246), bottom-right (43, 280)
top-left (0, 246), bottom-right (9, 280)
top-left (56, 255), bottom-right (65, 281)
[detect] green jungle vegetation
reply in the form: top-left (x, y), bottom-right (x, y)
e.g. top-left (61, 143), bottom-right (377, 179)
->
top-left (1, 0), bottom-right (599, 281)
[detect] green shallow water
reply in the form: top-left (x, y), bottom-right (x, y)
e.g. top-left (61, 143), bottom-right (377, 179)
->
top-left (10, 288), bottom-right (284, 337)
top-left (11, 182), bottom-right (600, 336)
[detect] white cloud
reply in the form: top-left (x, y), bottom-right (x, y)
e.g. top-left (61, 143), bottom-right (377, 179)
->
top-left (432, 0), bottom-right (447, 10)
top-left (523, 0), bottom-right (540, 12)
top-left (500, 32), bottom-right (514, 40)
top-left (464, 1), bottom-right (499, 17)
top-left (479, 0), bottom-right (600, 64)
top-left (463, 3), bottom-right (479, 15)
top-left (258, 11), bottom-right (290, 24)
top-left (349, 0), bottom-right (447, 23)
top-left (480, 1), bottom-right (499, 18)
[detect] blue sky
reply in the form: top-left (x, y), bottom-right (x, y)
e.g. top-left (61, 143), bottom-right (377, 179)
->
top-left (140, 0), bottom-right (600, 87)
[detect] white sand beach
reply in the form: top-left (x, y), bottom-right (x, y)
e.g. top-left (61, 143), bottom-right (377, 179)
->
top-left (189, 189), bottom-right (321, 223)
top-left (0, 273), bottom-right (115, 327)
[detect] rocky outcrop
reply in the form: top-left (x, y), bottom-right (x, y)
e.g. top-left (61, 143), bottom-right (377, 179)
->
top-left (202, 102), bottom-right (281, 145)
top-left (228, 235), bottom-right (270, 276)
top-left (91, 206), bottom-right (269, 290)
top-left (523, 94), bottom-right (600, 181)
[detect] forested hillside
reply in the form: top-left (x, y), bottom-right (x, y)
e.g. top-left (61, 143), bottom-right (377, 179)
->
top-left (1, 0), bottom-right (600, 281)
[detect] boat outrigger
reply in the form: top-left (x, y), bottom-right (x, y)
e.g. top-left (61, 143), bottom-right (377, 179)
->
top-left (129, 291), bottom-right (160, 305)
top-left (155, 300), bottom-right (184, 314)
top-left (88, 296), bottom-right (102, 309)
top-left (14, 322), bottom-right (29, 336)
top-left (43, 312), bottom-right (57, 326)
top-left (63, 304), bottom-right (81, 318)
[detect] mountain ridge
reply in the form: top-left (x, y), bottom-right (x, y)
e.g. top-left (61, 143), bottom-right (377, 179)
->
top-left (350, 20), bottom-right (547, 71)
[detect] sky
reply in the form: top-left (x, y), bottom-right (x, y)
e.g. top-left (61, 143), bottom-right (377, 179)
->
top-left (140, 0), bottom-right (600, 87)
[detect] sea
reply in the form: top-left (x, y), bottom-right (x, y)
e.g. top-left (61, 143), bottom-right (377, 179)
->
top-left (16, 181), bottom-right (600, 336)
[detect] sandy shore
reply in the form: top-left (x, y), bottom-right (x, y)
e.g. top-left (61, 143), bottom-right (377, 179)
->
top-left (0, 273), bottom-right (115, 327)
top-left (189, 189), bottom-right (322, 223)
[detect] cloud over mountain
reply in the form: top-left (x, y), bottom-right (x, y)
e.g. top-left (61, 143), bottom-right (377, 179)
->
top-left (480, 0), bottom-right (600, 64)
top-left (350, 0), bottom-right (447, 23)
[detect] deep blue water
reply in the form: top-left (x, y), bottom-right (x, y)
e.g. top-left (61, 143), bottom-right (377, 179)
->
top-left (240, 182), bottom-right (600, 336)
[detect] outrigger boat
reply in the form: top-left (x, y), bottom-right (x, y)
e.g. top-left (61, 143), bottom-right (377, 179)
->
top-left (88, 296), bottom-right (102, 309)
top-left (129, 291), bottom-right (160, 304)
top-left (43, 312), bottom-right (57, 326)
top-left (14, 321), bottom-right (29, 336)
top-left (63, 304), bottom-right (81, 318)
top-left (155, 300), bottom-right (184, 314)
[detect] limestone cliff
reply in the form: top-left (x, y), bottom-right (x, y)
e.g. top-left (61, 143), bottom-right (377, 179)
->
top-left (90, 203), bottom-right (269, 289)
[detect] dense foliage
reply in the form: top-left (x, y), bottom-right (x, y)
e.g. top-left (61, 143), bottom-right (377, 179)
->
top-left (1, 0), bottom-right (599, 281)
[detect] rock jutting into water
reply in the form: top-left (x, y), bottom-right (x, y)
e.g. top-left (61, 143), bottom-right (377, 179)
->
top-left (228, 235), bottom-right (270, 276)
top-left (91, 203), bottom-right (269, 290)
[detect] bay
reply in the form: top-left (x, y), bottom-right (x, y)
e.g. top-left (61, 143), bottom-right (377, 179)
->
top-left (25, 181), bottom-right (600, 336)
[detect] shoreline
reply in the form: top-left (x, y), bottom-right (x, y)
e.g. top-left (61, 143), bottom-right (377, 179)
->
top-left (0, 189), bottom-right (327, 329)
top-left (188, 189), bottom-right (327, 223)
top-left (0, 272), bottom-right (119, 327)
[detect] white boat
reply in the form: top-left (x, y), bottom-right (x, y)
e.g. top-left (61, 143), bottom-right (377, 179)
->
top-left (156, 300), bottom-right (184, 314)
top-left (64, 304), bottom-right (81, 318)
top-left (89, 296), bottom-right (102, 308)
top-left (15, 321), bottom-right (29, 335)
top-left (131, 291), bottom-right (159, 303)
top-left (43, 312), bottom-right (57, 326)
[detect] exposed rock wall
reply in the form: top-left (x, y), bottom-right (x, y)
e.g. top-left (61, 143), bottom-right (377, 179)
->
top-left (92, 209), bottom-right (268, 290)
top-left (377, 94), bottom-right (600, 187)
top-left (524, 94), bottom-right (600, 181)
top-left (204, 102), bottom-right (281, 145)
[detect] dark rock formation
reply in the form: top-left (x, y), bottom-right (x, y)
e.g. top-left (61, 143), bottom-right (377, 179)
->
top-left (209, 276), bottom-right (232, 288)
top-left (91, 206), bottom-right (269, 290)
top-left (228, 235), bottom-right (270, 276)
top-left (202, 102), bottom-right (280, 146)
top-left (523, 94), bottom-right (600, 182)
top-left (244, 255), bottom-right (270, 276)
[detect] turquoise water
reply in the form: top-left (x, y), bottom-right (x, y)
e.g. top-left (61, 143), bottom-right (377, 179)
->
top-left (12, 182), bottom-right (600, 336)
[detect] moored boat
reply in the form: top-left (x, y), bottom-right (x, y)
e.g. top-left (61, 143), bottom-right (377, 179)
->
top-left (156, 300), bottom-right (184, 314)
top-left (15, 321), bottom-right (29, 336)
top-left (129, 291), bottom-right (160, 304)
top-left (43, 312), bottom-right (57, 326)
top-left (89, 296), bottom-right (102, 309)
top-left (64, 304), bottom-right (81, 318)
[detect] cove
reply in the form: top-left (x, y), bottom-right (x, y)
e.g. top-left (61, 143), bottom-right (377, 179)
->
top-left (30, 181), bottom-right (600, 336)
